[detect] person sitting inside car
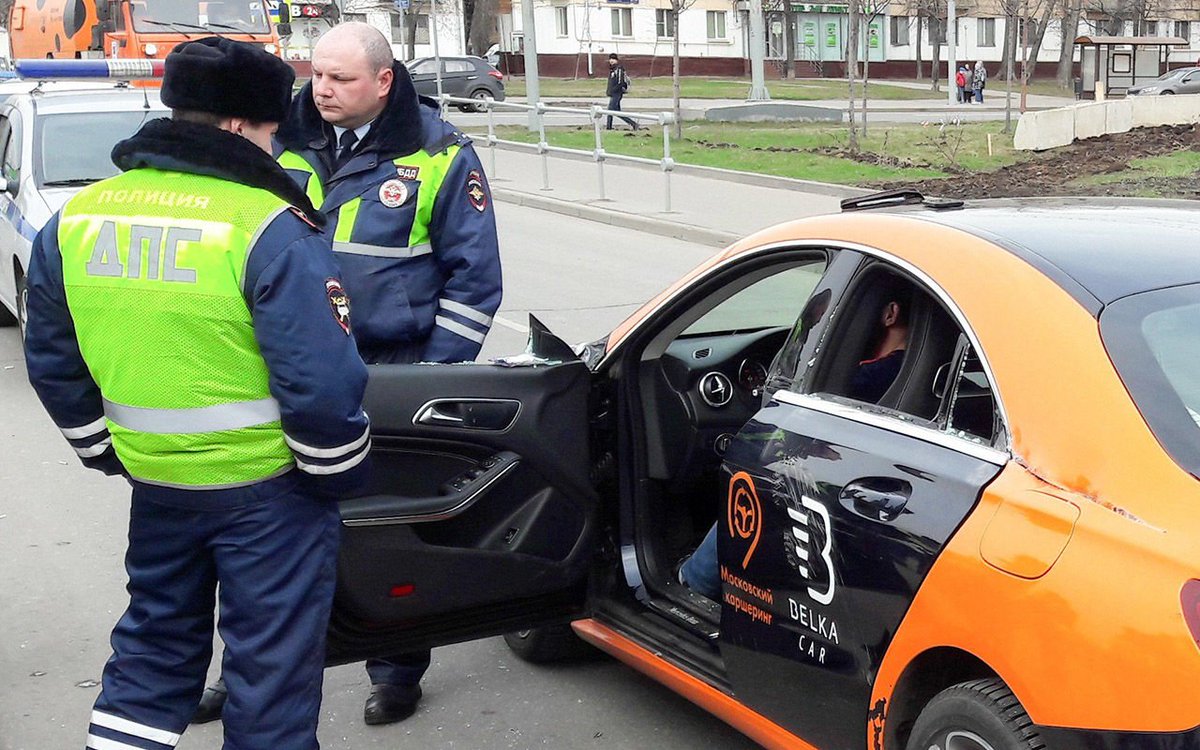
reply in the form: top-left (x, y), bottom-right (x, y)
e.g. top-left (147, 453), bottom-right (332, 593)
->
top-left (677, 290), bottom-right (911, 599)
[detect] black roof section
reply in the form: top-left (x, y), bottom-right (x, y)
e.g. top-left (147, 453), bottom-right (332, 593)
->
top-left (870, 196), bottom-right (1200, 313)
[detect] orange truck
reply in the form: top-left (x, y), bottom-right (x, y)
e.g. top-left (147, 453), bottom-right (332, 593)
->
top-left (9, 0), bottom-right (281, 60)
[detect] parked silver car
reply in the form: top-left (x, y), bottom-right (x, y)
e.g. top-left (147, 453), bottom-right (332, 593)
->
top-left (1127, 67), bottom-right (1200, 95)
top-left (406, 56), bottom-right (506, 112)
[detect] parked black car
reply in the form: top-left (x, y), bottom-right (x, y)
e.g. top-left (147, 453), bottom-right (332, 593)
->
top-left (405, 56), bottom-right (505, 112)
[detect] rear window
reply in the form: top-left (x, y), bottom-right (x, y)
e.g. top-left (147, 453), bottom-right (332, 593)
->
top-left (1101, 284), bottom-right (1200, 476)
top-left (37, 110), bottom-right (158, 187)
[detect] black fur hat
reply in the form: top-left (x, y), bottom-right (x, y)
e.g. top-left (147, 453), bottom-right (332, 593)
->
top-left (162, 37), bottom-right (294, 123)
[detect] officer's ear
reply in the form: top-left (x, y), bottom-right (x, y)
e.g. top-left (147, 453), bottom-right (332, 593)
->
top-left (377, 66), bottom-right (394, 99)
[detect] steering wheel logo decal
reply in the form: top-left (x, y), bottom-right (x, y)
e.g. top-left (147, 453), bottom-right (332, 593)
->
top-left (727, 471), bottom-right (762, 569)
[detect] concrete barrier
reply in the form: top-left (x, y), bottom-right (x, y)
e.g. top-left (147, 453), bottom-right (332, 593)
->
top-left (1014, 94), bottom-right (1199, 150)
top-left (1073, 101), bottom-right (1108, 141)
top-left (1014, 107), bottom-right (1076, 151)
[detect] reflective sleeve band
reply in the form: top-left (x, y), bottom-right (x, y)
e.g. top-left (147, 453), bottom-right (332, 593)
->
top-left (332, 242), bottom-right (432, 259)
top-left (103, 397), bottom-right (281, 435)
top-left (60, 416), bottom-right (108, 440)
top-left (295, 440), bottom-right (371, 475)
top-left (74, 438), bottom-right (113, 458)
top-left (435, 315), bottom-right (487, 344)
top-left (284, 423), bottom-right (370, 459)
top-left (438, 299), bottom-right (493, 328)
top-left (87, 736), bottom-right (144, 750)
top-left (90, 712), bottom-right (181, 747)
top-left (333, 198), bottom-right (361, 243)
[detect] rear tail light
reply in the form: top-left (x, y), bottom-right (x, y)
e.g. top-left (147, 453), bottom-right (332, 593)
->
top-left (488, 70), bottom-right (503, 80)
top-left (1181, 580), bottom-right (1200, 645)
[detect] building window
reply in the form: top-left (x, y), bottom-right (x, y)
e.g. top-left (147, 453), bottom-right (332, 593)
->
top-left (1175, 20), bottom-right (1190, 40)
top-left (707, 10), bottom-right (727, 39)
top-left (611, 7), bottom-right (632, 37)
top-left (555, 6), bottom-right (569, 37)
top-left (889, 16), bottom-right (909, 46)
top-left (1135, 18), bottom-right (1158, 36)
top-left (977, 17), bottom-right (995, 46)
top-left (656, 8), bottom-right (675, 38)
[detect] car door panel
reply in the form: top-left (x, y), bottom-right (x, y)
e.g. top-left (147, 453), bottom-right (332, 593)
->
top-left (718, 397), bottom-right (1003, 750)
top-left (327, 361), bottom-right (597, 664)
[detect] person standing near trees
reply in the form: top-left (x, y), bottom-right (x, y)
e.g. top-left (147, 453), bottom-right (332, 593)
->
top-left (974, 61), bottom-right (988, 103)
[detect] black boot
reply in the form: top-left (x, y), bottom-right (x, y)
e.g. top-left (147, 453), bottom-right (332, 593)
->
top-left (191, 677), bottom-right (227, 724)
top-left (363, 683), bottom-right (423, 726)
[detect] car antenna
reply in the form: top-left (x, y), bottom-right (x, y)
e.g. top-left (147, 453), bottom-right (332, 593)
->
top-left (840, 188), bottom-right (964, 212)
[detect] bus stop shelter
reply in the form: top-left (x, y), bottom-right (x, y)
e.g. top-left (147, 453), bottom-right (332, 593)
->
top-left (1074, 35), bottom-right (1189, 99)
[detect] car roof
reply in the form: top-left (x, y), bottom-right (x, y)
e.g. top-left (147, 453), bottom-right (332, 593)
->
top-left (17, 86), bottom-right (167, 115)
top-left (905, 198), bottom-right (1200, 311)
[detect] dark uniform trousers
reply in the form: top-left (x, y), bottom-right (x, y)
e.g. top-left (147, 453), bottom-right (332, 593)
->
top-left (86, 473), bottom-right (341, 750)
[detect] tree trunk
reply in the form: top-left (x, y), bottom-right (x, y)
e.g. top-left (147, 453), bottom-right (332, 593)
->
top-left (1021, 2), bottom-right (1054, 83)
top-left (1057, 0), bottom-right (1080, 87)
top-left (862, 16), bottom-right (870, 138)
top-left (915, 16), bottom-right (923, 79)
top-left (785, 7), bottom-right (797, 78)
top-left (406, 8), bottom-right (418, 61)
top-left (848, 4), bottom-right (860, 150)
top-left (469, 0), bottom-right (496, 55)
top-left (929, 15), bottom-right (941, 91)
top-left (673, 6), bottom-right (683, 139)
top-left (1004, 13), bottom-right (1014, 131)
top-left (999, 11), bottom-right (1014, 80)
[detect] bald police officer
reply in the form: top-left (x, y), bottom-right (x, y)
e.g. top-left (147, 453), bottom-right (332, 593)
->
top-left (24, 38), bottom-right (369, 750)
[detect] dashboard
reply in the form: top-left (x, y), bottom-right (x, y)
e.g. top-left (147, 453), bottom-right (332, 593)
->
top-left (645, 326), bottom-right (791, 482)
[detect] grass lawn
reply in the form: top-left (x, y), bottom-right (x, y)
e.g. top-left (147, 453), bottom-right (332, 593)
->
top-left (503, 75), bottom-right (1077, 101)
top-left (505, 76), bottom-right (938, 101)
top-left (487, 121), bottom-right (1023, 184)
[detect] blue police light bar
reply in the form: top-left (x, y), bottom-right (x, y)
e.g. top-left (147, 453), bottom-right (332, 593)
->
top-left (13, 59), bottom-right (166, 79)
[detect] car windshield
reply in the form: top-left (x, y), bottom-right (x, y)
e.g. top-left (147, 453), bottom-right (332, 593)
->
top-left (131, 0), bottom-right (271, 34)
top-left (37, 111), bottom-right (158, 187)
top-left (1102, 283), bottom-right (1200, 477)
top-left (681, 262), bottom-right (826, 337)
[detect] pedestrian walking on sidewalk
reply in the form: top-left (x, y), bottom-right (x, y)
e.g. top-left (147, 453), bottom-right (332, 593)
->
top-left (974, 61), bottom-right (987, 103)
top-left (606, 53), bottom-right (640, 131)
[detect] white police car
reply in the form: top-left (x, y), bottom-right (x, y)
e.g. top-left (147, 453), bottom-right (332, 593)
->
top-left (0, 70), bottom-right (167, 332)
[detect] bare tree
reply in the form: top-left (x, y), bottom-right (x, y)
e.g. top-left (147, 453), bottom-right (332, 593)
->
top-left (668, 0), bottom-right (701, 139)
top-left (847, 0), bottom-right (862, 150)
top-left (1057, 0), bottom-right (1082, 87)
top-left (468, 0), bottom-right (497, 55)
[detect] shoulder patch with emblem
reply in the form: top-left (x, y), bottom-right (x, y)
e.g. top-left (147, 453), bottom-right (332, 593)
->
top-left (466, 170), bottom-right (488, 213)
top-left (325, 278), bottom-right (351, 335)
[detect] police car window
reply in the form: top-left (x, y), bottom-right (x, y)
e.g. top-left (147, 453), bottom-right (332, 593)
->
top-left (680, 263), bottom-right (826, 337)
top-left (2, 112), bottom-right (20, 183)
top-left (37, 111), bottom-right (156, 187)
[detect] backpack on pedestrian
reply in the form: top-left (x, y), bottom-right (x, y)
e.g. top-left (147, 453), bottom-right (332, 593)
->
top-left (621, 68), bottom-right (632, 93)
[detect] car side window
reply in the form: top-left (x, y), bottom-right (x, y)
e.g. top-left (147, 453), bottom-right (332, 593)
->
top-left (445, 60), bottom-right (474, 74)
top-left (410, 59), bottom-right (437, 75)
top-left (679, 261), bottom-right (827, 338)
top-left (808, 264), bottom-right (1002, 445)
top-left (3, 111), bottom-right (21, 185)
top-left (0, 115), bottom-right (13, 186)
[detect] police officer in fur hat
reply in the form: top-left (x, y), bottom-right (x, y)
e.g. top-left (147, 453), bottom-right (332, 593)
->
top-left (24, 37), bottom-right (369, 750)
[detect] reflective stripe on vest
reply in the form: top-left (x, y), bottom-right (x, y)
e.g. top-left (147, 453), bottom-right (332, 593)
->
top-left (57, 168), bottom-right (295, 489)
top-left (278, 150), bottom-right (325, 207)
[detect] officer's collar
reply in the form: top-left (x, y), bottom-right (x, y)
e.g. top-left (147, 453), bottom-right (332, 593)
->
top-left (113, 118), bottom-right (326, 228)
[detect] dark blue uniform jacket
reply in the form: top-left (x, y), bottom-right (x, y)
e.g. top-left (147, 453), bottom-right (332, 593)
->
top-left (275, 63), bottom-right (502, 363)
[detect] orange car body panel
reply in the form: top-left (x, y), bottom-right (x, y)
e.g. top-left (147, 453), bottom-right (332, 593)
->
top-left (604, 213), bottom-right (1200, 743)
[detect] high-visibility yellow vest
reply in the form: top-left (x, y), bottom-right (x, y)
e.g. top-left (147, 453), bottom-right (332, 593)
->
top-left (57, 168), bottom-right (295, 489)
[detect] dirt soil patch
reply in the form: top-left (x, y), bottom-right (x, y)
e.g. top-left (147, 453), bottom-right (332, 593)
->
top-left (875, 124), bottom-right (1200, 199)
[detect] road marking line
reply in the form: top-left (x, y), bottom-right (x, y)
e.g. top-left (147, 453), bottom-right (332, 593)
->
top-left (493, 315), bottom-right (529, 334)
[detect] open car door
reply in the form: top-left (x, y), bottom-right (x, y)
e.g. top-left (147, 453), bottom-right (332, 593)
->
top-left (327, 345), bottom-right (598, 665)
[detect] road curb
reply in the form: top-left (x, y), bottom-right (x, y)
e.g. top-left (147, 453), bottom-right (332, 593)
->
top-left (493, 187), bottom-right (739, 248)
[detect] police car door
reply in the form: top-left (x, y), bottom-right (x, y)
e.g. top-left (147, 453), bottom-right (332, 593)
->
top-left (718, 252), bottom-right (1007, 750)
top-left (327, 342), bottom-right (597, 665)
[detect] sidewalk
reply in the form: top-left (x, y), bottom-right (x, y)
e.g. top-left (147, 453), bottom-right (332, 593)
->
top-left (486, 145), bottom-right (857, 247)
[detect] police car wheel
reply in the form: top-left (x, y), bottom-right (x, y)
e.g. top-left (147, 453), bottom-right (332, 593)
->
top-left (907, 679), bottom-right (1044, 750)
top-left (502, 624), bottom-right (596, 664)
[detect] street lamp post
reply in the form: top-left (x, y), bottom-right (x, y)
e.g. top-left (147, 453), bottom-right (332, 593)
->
top-left (748, 0), bottom-right (770, 99)
top-left (947, 0), bottom-right (956, 105)
top-left (520, 0), bottom-right (541, 130)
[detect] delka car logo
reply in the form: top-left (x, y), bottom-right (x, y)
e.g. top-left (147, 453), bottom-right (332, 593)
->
top-left (785, 492), bottom-right (836, 606)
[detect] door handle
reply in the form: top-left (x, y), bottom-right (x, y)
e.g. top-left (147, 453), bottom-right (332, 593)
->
top-left (839, 478), bottom-right (911, 522)
top-left (414, 398), bottom-right (521, 431)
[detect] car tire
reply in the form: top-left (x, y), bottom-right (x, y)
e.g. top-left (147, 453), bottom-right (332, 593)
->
top-left (468, 89), bottom-right (492, 113)
top-left (1162, 90), bottom-right (1176, 95)
top-left (907, 678), bottom-right (1045, 750)
top-left (502, 624), bottom-right (596, 664)
top-left (0, 269), bottom-right (20, 329)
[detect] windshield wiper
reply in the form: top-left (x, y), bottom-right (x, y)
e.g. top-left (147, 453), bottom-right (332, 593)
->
top-left (203, 21), bottom-right (243, 31)
top-left (138, 18), bottom-right (209, 34)
top-left (43, 178), bottom-right (100, 187)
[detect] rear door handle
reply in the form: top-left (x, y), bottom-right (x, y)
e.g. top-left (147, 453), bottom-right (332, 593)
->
top-left (839, 478), bottom-right (911, 522)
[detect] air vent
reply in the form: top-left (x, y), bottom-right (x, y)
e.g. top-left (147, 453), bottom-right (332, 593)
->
top-left (692, 348), bottom-right (711, 359)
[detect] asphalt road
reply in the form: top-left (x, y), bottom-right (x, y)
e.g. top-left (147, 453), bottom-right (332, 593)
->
top-left (0, 203), bottom-right (761, 750)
